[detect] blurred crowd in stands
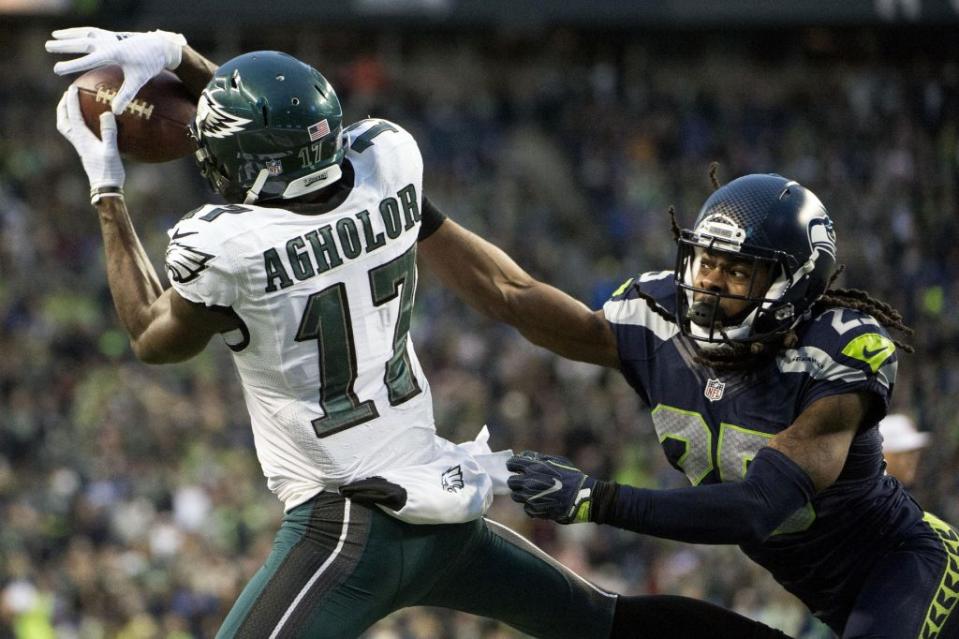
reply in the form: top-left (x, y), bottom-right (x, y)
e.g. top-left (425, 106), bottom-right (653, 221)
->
top-left (0, 21), bottom-right (956, 639)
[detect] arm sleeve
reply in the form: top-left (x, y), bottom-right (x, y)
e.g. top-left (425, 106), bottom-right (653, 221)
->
top-left (597, 447), bottom-right (815, 545)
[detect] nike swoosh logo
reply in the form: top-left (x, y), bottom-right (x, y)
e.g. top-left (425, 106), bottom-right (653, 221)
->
top-left (861, 345), bottom-right (889, 359)
top-left (171, 229), bottom-right (199, 240)
top-left (528, 478), bottom-right (563, 502)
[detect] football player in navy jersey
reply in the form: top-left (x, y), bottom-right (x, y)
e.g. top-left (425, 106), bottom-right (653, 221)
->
top-left (421, 171), bottom-right (958, 638)
top-left (49, 27), bottom-right (795, 639)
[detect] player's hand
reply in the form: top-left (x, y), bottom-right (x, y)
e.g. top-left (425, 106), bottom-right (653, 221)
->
top-left (506, 451), bottom-right (596, 524)
top-left (56, 85), bottom-right (125, 203)
top-left (46, 27), bottom-right (187, 115)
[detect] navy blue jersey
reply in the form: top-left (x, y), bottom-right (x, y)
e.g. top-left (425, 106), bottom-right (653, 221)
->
top-left (603, 271), bottom-right (926, 631)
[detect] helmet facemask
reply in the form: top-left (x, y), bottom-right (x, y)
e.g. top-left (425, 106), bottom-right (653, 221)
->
top-left (671, 174), bottom-right (838, 356)
top-left (675, 227), bottom-right (800, 350)
top-left (189, 120), bottom-right (246, 202)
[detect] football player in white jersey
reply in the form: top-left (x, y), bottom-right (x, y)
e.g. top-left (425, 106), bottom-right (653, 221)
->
top-left (50, 27), bottom-right (791, 639)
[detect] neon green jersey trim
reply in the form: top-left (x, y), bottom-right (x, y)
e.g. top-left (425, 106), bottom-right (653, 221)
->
top-left (611, 277), bottom-right (634, 297)
top-left (921, 512), bottom-right (959, 638)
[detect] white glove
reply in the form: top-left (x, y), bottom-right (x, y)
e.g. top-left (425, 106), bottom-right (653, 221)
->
top-left (46, 26), bottom-right (187, 115)
top-left (56, 85), bottom-right (125, 204)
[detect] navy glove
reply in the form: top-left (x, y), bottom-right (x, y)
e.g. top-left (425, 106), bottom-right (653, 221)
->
top-left (506, 451), bottom-right (596, 524)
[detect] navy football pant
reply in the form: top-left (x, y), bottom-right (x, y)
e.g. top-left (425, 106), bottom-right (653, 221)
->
top-left (215, 491), bottom-right (617, 639)
top-left (842, 513), bottom-right (959, 639)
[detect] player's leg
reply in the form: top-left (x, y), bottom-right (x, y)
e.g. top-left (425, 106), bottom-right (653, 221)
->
top-left (407, 518), bottom-right (791, 639)
top-left (408, 517), bottom-right (617, 638)
top-left (215, 492), bottom-right (399, 639)
top-left (842, 512), bottom-right (959, 639)
top-left (610, 595), bottom-right (791, 639)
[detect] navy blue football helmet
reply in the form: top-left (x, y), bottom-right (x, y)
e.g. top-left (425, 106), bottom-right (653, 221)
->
top-left (674, 174), bottom-right (837, 346)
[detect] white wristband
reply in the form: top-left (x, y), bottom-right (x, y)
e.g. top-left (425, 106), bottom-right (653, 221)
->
top-left (90, 186), bottom-right (125, 205)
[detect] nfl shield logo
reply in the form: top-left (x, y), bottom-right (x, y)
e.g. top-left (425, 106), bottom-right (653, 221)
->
top-left (704, 378), bottom-right (725, 402)
top-left (266, 160), bottom-right (282, 176)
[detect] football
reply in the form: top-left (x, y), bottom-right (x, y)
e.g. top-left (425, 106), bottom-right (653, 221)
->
top-left (73, 65), bottom-right (198, 163)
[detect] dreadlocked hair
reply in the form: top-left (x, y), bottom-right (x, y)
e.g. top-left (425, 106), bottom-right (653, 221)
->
top-left (690, 323), bottom-right (802, 373)
top-left (668, 205), bottom-right (681, 242)
top-left (708, 161), bottom-right (721, 191)
top-left (691, 266), bottom-right (915, 372)
top-left (690, 270), bottom-right (915, 371)
top-left (669, 162), bottom-right (721, 242)
top-left (666, 160), bottom-right (722, 242)
top-left (636, 289), bottom-right (678, 325)
top-left (813, 265), bottom-right (915, 353)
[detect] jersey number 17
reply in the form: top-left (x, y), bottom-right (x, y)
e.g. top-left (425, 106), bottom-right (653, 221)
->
top-left (295, 244), bottom-right (420, 438)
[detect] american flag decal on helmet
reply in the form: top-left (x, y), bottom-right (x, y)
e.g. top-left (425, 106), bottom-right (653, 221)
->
top-left (308, 119), bottom-right (331, 141)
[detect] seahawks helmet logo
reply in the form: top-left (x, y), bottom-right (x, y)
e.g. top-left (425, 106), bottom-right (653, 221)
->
top-left (195, 92), bottom-right (253, 140)
top-left (808, 217), bottom-right (836, 259)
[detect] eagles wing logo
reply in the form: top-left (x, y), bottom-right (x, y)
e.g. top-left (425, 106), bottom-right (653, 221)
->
top-left (441, 465), bottom-right (464, 493)
top-left (195, 92), bottom-right (253, 140)
top-left (166, 234), bottom-right (214, 284)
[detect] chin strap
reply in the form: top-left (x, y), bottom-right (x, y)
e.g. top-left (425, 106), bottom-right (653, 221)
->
top-left (244, 162), bottom-right (345, 205)
top-left (688, 305), bottom-right (760, 350)
top-left (280, 163), bottom-right (343, 200)
top-left (243, 168), bottom-right (270, 204)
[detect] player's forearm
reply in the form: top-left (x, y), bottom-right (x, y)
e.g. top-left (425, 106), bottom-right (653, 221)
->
top-left (462, 246), bottom-right (584, 337)
top-left (594, 447), bottom-right (815, 545)
top-left (421, 220), bottom-right (618, 367)
top-left (95, 197), bottom-right (165, 340)
top-left (506, 284), bottom-right (615, 366)
top-left (462, 256), bottom-right (616, 367)
top-left (174, 45), bottom-right (218, 98)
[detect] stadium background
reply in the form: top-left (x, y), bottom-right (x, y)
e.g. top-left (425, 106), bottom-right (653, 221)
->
top-left (1, 1), bottom-right (958, 637)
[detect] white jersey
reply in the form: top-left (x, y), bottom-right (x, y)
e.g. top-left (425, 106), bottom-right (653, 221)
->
top-left (166, 119), bottom-right (439, 510)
